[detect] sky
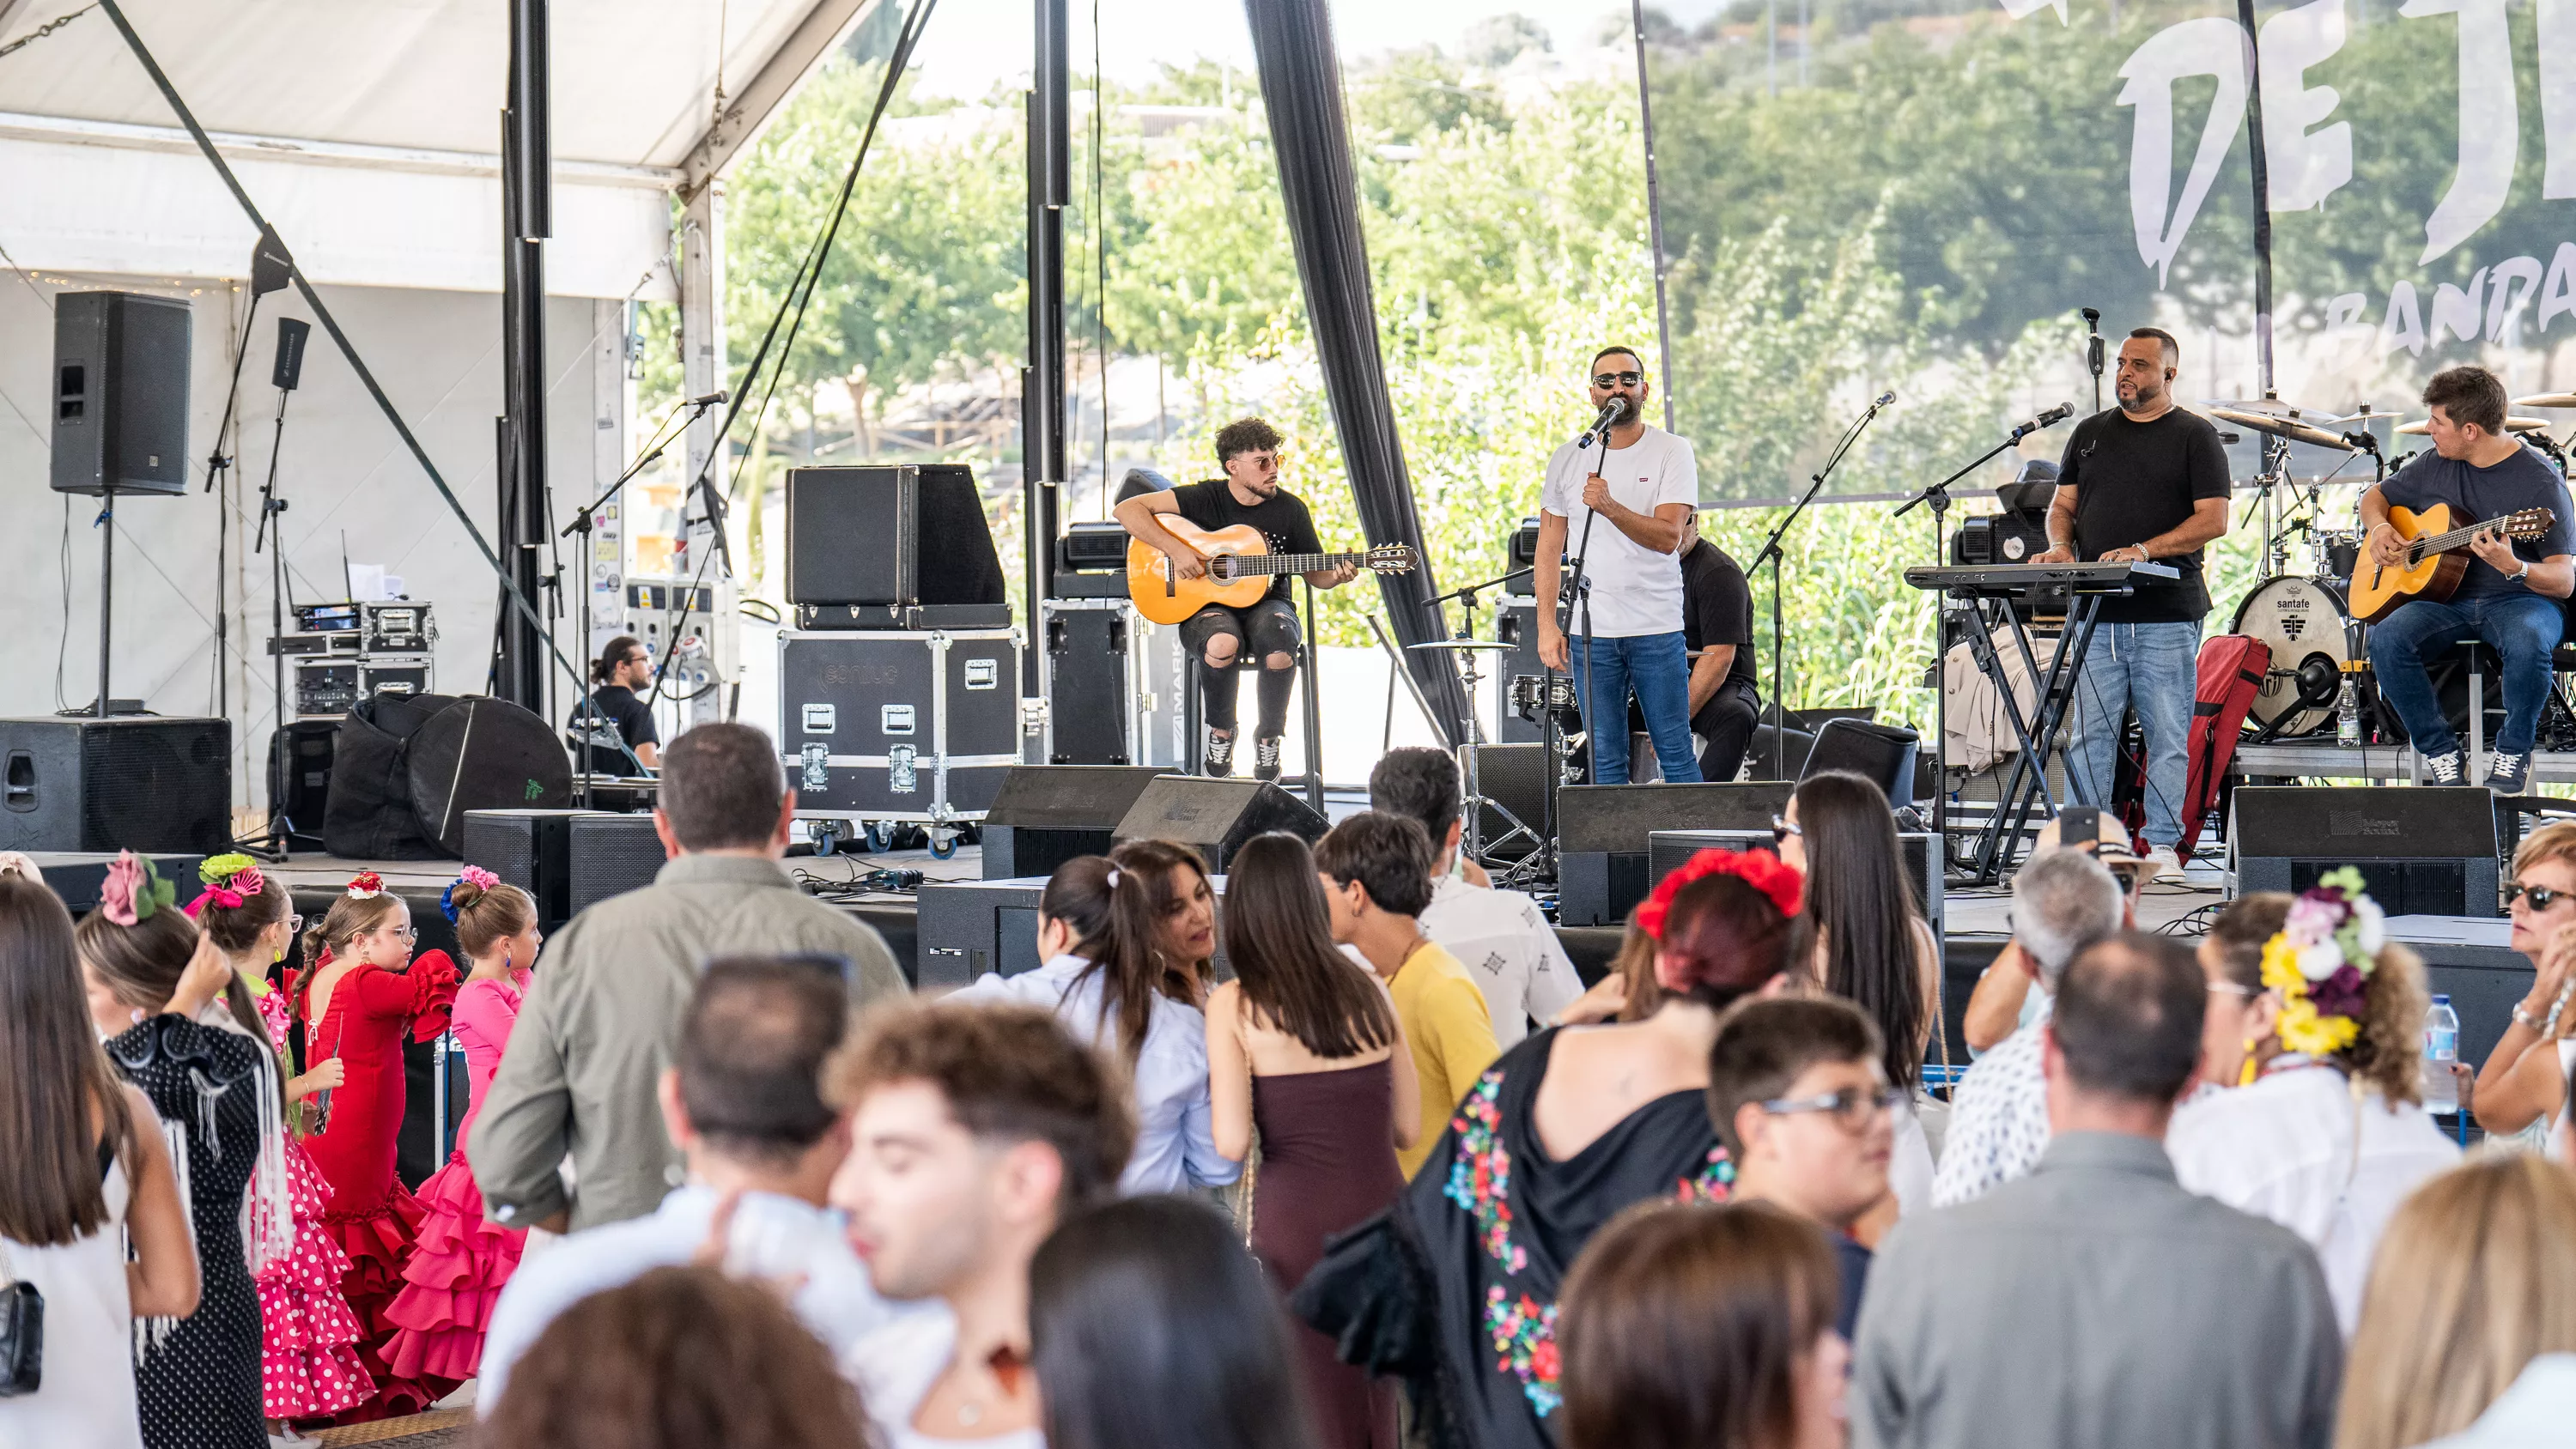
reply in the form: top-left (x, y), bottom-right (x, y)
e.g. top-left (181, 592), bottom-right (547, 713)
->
top-left (906, 0), bottom-right (1638, 100)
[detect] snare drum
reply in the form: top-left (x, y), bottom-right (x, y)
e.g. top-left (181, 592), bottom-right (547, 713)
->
top-left (1508, 672), bottom-right (1579, 722)
top-left (2314, 529), bottom-right (2363, 584)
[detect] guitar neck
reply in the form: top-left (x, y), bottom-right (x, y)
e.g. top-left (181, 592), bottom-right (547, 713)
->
top-left (1231, 552), bottom-right (1376, 576)
top-left (2413, 524), bottom-right (2520, 559)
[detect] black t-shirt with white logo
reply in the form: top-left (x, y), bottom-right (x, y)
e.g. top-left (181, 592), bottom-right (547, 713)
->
top-left (2057, 406), bottom-right (2233, 623)
top-left (1169, 479), bottom-right (1327, 604)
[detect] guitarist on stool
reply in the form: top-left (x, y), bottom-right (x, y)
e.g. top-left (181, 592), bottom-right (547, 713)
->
top-left (2361, 365), bottom-right (2575, 794)
top-left (1114, 416), bottom-right (1358, 780)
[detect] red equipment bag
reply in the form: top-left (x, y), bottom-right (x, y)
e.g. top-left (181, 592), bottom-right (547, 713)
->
top-left (2172, 634), bottom-right (2270, 858)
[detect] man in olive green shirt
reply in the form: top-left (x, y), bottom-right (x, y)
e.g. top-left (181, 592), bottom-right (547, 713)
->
top-left (1316, 811), bottom-right (1499, 1179)
top-left (471, 724), bottom-right (907, 1233)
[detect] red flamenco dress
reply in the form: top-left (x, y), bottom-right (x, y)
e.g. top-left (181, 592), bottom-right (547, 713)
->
top-left (295, 949), bottom-right (459, 1422)
top-left (382, 971), bottom-right (529, 1383)
top-left (250, 985), bottom-right (377, 1422)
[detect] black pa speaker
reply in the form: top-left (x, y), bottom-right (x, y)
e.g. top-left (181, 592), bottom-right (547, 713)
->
top-left (0, 717), bottom-right (232, 852)
top-left (268, 719), bottom-right (340, 842)
top-left (785, 464), bottom-right (1006, 609)
top-left (25, 852), bottom-right (210, 912)
top-left (2233, 786), bottom-right (2500, 917)
top-left (983, 766), bottom-right (1174, 879)
top-left (404, 698), bottom-right (575, 858)
top-left (567, 813), bottom-right (669, 914)
top-left (1556, 781), bottom-right (1795, 925)
top-left (1804, 718), bottom-right (1922, 805)
top-left (1112, 776), bottom-right (1328, 873)
top-left (1648, 827), bottom-right (1942, 926)
top-left (463, 808), bottom-right (598, 928)
top-left (1461, 743), bottom-right (1548, 860)
top-left (51, 291), bottom-right (191, 498)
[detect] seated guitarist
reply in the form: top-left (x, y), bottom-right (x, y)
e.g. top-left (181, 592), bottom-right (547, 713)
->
top-left (2363, 365), bottom-right (2576, 793)
top-left (1113, 416), bottom-right (1358, 780)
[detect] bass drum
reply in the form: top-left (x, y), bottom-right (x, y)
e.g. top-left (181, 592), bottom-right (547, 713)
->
top-left (2231, 574), bottom-right (2360, 736)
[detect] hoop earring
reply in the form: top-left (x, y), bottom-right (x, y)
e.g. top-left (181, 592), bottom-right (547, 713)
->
top-left (2239, 1042), bottom-right (2260, 1088)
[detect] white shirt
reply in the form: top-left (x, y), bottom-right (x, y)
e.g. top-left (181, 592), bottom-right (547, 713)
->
top-left (479, 1185), bottom-right (911, 1416)
top-left (952, 954), bottom-right (1242, 1194)
top-left (0, 1159), bottom-right (141, 1449)
top-left (2425, 1354), bottom-right (2576, 1447)
top-left (2167, 1062), bottom-right (2461, 1336)
top-left (1929, 1003), bottom-right (2052, 1209)
top-left (847, 1305), bottom-right (1047, 1449)
top-left (1540, 424), bottom-right (1698, 637)
top-left (1419, 876), bottom-right (1583, 1047)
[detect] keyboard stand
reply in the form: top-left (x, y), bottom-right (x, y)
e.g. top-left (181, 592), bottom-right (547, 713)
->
top-left (1955, 592), bottom-right (2109, 884)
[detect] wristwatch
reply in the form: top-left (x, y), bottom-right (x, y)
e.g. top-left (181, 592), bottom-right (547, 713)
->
top-left (2513, 561), bottom-right (2533, 583)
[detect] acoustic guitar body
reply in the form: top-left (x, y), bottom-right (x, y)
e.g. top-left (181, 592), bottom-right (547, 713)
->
top-left (2348, 503), bottom-right (2470, 623)
top-left (1127, 518), bottom-right (1275, 625)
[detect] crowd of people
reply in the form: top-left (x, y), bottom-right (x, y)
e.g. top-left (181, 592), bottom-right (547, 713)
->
top-left (3, 723), bottom-right (2574, 1449)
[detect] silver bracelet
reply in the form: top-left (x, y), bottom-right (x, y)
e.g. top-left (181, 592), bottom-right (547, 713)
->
top-left (2513, 1003), bottom-right (2544, 1033)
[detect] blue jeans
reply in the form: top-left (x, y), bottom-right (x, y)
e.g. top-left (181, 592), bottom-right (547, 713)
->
top-left (2366, 592), bottom-right (2563, 757)
top-left (1578, 632), bottom-right (1704, 784)
top-left (2066, 621), bottom-right (2201, 849)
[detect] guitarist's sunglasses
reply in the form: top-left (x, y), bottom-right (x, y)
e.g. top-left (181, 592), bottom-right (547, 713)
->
top-left (2507, 882), bottom-right (2573, 912)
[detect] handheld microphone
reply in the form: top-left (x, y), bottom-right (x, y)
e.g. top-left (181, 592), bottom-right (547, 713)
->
top-left (2010, 402), bottom-right (2076, 440)
top-left (1873, 389), bottom-right (1897, 409)
top-left (1577, 396), bottom-right (1630, 447)
top-left (689, 389), bottom-right (728, 407)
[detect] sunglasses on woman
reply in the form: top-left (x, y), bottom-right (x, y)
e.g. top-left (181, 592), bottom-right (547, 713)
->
top-left (2507, 882), bottom-right (2571, 912)
top-left (1771, 815), bottom-right (1803, 846)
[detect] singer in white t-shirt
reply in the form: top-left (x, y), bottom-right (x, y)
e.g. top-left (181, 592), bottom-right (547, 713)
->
top-left (1534, 347), bottom-right (1703, 784)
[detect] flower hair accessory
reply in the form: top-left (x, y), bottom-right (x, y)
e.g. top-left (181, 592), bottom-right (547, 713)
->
top-left (2258, 866), bottom-right (2387, 1058)
top-left (1105, 866), bottom-right (1122, 889)
top-left (100, 851), bottom-right (178, 927)
top-left (440, 865), bottom-right (501, 923)
top-left (345, 870), bottom-right (386, 900)
top-left (1635, 848), bottom-right (1803, 941)
top-left (184, 852), bottom-right (266, 918)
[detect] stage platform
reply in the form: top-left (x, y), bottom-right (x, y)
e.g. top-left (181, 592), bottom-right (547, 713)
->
top-left (2235, 742), bottom-right (2576, 784)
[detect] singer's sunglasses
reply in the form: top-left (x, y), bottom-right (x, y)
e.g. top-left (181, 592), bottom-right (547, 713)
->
top-left (1591, 370), bottom-right (1644, 388)
top-left (2507, 882), bottom-right (2573, 912)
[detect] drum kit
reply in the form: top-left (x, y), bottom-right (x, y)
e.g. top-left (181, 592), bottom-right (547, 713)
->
top-left (2219, 392), bottom-right (2574, 740)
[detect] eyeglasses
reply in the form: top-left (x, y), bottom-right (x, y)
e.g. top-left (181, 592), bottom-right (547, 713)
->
top-left (2507, 882), bottom-right (2571, 912)
top-left (1771, 815), bottom-right (1804, 846)
top-left (1591, 370), bottom-right (1644, 388)
top-left (374, 925), bottom-right (417, 942)
top-left (1760, 1086), bottom-right (1905, 1131)
top-left (287, 913), bottom-right (306, 935)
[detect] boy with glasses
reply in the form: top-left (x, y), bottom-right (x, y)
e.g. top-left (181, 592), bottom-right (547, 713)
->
top-left (1707, 996), bottom-right (1898, 1337)
top-left (1533, 347), bottom-right (1704, 784)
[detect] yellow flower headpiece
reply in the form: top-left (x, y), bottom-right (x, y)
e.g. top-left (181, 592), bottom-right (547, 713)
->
top-left (2257, 866), bottom-right (2385, 1058)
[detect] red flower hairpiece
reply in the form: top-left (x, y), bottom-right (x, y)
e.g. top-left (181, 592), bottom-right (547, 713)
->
top-left (1635, 848), bottom-right (1803, 940)
top-left (345, 870), bottom-right (386, 899)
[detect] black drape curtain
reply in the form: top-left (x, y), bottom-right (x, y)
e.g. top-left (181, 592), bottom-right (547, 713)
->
top-left (1243, 0), bottom-right (1470, 749)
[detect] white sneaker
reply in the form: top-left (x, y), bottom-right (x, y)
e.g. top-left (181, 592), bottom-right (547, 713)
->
top-left (2144, 846), bottom-right (2185, 881)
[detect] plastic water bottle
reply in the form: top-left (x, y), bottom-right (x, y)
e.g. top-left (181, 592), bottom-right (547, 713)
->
top-left (2422, 995), bottom-right (2460, 1114)
top-left (2336, 670), bottom-right (2362, 748)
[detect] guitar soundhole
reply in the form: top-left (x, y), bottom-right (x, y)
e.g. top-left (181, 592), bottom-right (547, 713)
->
top-left (1208, 556), bottom-right (1233, 583)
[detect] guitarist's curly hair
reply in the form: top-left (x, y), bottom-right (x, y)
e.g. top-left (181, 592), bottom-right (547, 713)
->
top-left (2424, 366), bottom-right (2507, 434)
top-left (1214, 416), bottom-right (1283, 464)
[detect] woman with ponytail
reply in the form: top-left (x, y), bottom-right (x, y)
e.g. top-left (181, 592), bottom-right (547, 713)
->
top-left (76, 852), bottom-right (280, 1449)
top-left (954, 854), bottom-right (1241, 1195)
top-left (383, 867), bottom-right (539, 1384)
top-left (190, 853), bottom-right (377, 1428)
top-left (290, 874), bottom-right (459, 1422)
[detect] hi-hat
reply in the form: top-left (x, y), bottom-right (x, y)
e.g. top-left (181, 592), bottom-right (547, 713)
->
top-left (2331, 406), bottom-right (2408, 423)
top-left (2395, 416), bottom-right (2555, 435)
top-left (2514, 392), bottom-right (2576, 409)
top-left (2208, 407), bottom-right (2355, 452)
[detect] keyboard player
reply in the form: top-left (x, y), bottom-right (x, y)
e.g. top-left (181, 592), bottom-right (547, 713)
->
top-left (2029, 327), bottom-right (2231, 880)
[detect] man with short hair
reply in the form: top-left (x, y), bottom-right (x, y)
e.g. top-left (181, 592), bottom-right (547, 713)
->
top-left (1855, 935), bottom-right (2342, 1449)
top-left (474, 722), bottom-right (908, 1233)
top-left (1112, 416), bottom-right (1361, 781)
top-left (2363, 364), bottom-right (2576, 793)
top-left (1706, 996), bottom-right (1895, 1338)
top-left (1368, 747), bottom-right (1580, 1046)
top-left (1929, 843), bottom-right (2124, 1208)
top-left (1671, 506), bottom-right (1761, 781)
top-left (1533, 347), bottom-right (1704, 784)
top-left (1314, 810), bottom-right (1499, 1178)
top-left (831, 1001), bottom-right (1133, 1449)
top-left (2032, 327), bottom-right (2232, 879)
top-left (477, 955), bottom-right (904, 1411)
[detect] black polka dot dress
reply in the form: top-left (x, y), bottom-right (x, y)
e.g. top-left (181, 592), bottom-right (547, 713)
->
top-left (108, 1015), bottom-right (270, 1449)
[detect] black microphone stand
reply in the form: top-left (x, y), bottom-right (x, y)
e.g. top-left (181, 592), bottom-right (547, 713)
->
top-left (556, 396), bottom-right (721, 804)
top-left (1752, 394), bottom-right (1891, 778)
top-left (2082, 307), bottom-right (2105, 416)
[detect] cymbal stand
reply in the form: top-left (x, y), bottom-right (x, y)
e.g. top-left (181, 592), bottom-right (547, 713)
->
top-left (1430, 569), bottom-right (1541, 865)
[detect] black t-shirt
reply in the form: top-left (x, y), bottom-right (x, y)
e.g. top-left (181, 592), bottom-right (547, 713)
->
top-left (2378, 444), bottom-right (2576, 598)
top-left (1680, 539), bottom-right (1759, 696)
top-left (1169, 478), bottom-right (1326, 604)
top-left (2057, 406), bottom-right (2233, 622)
top-left (569, 683), bottom-right (657, 772)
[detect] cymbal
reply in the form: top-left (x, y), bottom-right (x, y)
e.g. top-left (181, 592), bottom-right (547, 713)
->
top-left (1407, 639), bottom-right (1515, 652)
top-left (2514, 392), bottom-right (2576, 409)
top-left (2394, 416), bottom-right (2555, 435)
top-left (2330, 406), bottom-right (2408, 423)
top-left (2208, 407), bottom-right (2356, 452)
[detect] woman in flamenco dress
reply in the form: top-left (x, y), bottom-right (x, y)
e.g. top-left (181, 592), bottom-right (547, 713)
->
top-left (382, 867), bottom-right (539, 1385)
top-left (292, 872), bottom-right (458, 1422)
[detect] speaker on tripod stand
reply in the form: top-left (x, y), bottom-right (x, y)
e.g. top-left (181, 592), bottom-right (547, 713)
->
top-left (258, 316), bottom-right (315, 851)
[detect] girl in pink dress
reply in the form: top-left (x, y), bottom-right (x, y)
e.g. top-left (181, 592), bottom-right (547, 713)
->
top-left (186, 853), bottom-right (378, 1429)
top-left (294, 873), bottom-right (459, 1422)
top-left (384, 868), bottom-right (538, 1383)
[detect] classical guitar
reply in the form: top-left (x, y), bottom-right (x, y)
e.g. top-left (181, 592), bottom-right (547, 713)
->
top-left (1126, 517), bottom-right (1416, 626)
top-left (2346, 503), bottom-right (2557, 622)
